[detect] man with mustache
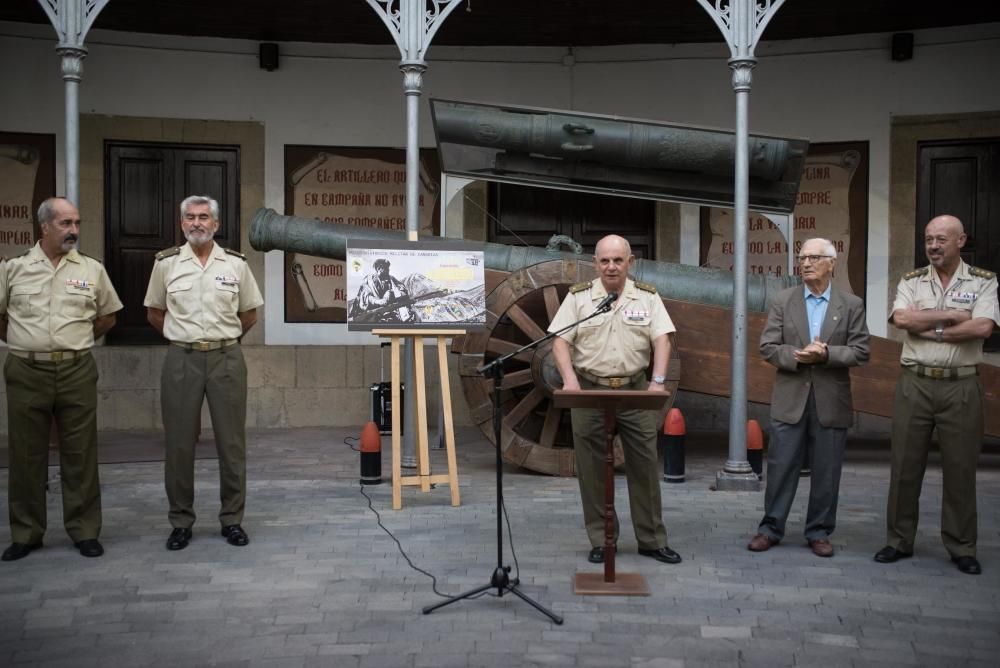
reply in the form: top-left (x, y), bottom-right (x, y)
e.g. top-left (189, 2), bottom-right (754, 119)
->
top-left (0, 197), bottom-right (122, 561)
top-left (144, 196), bottom-right (263, 551)
top-left (875, 215), bottom-right (998, 575)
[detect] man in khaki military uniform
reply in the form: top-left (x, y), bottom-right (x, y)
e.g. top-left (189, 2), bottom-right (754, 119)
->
top-left (874, 215), bottom-right (999, 575)
top-left (549, 234), bottom-right (681, 565)
top-left (144, 195), bottom-right (263, 552)
top-left (0, 197), bottom-right (122, 562)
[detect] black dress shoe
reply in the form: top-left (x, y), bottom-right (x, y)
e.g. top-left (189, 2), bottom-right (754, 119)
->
top-left (588, 546), bottom-right (605, 563)
top-left (74, 539), bottom-right (104, 558)
top-left (221, 524), bottom-right (249, 546)
top-left (873, 545), bottom-right (913, 563)
top-left (166, 528), bottom-right (193, 551)
top-left (2, 542), bottom-right (42, 562)
top-left (952, 555), bottom-right (982, 575)
top-left (638, 546), bottom-right (682, 564)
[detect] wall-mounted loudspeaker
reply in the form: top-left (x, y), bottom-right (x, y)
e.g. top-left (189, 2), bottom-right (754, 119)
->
top-left (259, 43), bottom-right (279, 71)
top-left (891, 33), bottom-right (913, 62)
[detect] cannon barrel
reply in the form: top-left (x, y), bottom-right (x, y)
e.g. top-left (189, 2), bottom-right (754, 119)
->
top-left (433, 101), bottom-right (793, 182)
top-left (250, 207), bottom-right (796, 312)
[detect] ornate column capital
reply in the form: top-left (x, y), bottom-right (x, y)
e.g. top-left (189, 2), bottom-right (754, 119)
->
top-left (400, 61), bottom-right (427, 95)
top-left (728, 57), bottom-right (756, 93)
top-left (56, 45), bottom-right (87, 82)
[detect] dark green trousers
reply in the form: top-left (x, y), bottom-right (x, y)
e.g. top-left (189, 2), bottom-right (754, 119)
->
top-left (886, 369), bottom-right (982, 558)
top-left (570, 377), bottom-right (668, 550)
top-left (161, 344), bottom-right (248, 529)
top-left (5, 352), bottom-right (101, 544)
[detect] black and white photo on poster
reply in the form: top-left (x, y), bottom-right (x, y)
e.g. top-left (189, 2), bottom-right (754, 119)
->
top-left (346, 240), bottom-right (486, 331)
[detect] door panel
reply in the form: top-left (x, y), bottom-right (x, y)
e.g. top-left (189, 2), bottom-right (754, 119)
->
top-left (105, 141), bottom-right (240, 345)
top-left (917, 139), bottom-right (999, 350)
top-left (490, 183), bottom-right (655, 259)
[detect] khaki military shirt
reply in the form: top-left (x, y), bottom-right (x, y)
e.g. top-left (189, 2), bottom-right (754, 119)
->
top-left (144, 242), bottom-right (263, 343)
top-left (891, 260), bottom-right (999, 367)
top-left (0, 243), bottom-right (123, 351)
top-left (548, 277), bottom-right (674, 377)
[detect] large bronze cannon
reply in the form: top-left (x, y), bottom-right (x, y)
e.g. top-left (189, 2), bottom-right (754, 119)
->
top-left (251, 208), bottom-right (796, 474)
top-left (251, 209), bottom-right (1000, 474)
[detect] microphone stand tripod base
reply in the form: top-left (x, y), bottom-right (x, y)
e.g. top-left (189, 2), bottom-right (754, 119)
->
top-left (574, 571), bottom-right (650, 596)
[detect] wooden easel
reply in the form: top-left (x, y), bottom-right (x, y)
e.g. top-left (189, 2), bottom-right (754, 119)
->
top-left (372, 329), bottom-right (463, 510)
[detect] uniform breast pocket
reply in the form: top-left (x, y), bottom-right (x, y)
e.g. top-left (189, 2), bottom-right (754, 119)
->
top-left (578, 312), bottom-right (608, 330)
top-left (166, 281), bottom-right (195, 317)
top-left (215, 282), bottom-right (239, 311)
top-left (9, 285), bottom-right (41, 317)
top-left (63, 285), bottom-right (96, 318)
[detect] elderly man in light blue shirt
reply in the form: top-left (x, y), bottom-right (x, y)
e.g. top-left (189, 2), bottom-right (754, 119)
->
top-left (748, 238), bottom-right (870, 558)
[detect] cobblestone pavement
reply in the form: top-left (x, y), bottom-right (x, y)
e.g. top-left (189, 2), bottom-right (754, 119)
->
top-left (1, 427), bottom-right (998, 667)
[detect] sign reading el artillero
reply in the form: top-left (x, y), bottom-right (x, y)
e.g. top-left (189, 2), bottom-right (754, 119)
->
top-left (283, 146), bottom-right (441, 322)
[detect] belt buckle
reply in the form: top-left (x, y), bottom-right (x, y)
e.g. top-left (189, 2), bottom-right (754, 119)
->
top-left (608, 377), bottom-right (623, 389)
top-left (51, 351), bottom-right (64, 362)
top-left (928, 367), bottom-right (945, 379)
top-left (195, 341), bottom-right (211, 352)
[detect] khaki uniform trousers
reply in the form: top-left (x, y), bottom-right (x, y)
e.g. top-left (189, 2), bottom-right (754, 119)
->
top-left (886, 369), bottom-right (982, 558)
top-left (162, 343), bottom-right (248, 529)
top-left (4, 352), bottom-right (101, 544)
top-left (570, 376), bottom-right (669, 550)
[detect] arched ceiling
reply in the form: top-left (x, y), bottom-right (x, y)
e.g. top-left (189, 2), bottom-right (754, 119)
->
top-left (1, 0), bottom-right (998, 48)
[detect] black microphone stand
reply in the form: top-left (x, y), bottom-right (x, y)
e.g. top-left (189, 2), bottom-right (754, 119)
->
top-left (422, 299), bottom-right (615, 623)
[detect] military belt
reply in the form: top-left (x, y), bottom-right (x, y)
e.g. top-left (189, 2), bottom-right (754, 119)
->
top-left (171, 339), bottom-right (239, 352)
top-left (8, 349), bottom-right (90, 362)
top-left (906, 364), bottom-right (978, 381)
top-left (575, 369), bottom-right (646, 389)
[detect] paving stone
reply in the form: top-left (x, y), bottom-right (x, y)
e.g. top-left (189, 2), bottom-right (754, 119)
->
top-left (0, 428), bottom-right (998, 667)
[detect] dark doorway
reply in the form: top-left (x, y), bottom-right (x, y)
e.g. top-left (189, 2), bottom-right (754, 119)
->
top-left (104, 141), bottom-right (240, 345)
top-left (488, 183), bottom-right (656, 259)
top-left (917, 138), bottom-right (1000, 350)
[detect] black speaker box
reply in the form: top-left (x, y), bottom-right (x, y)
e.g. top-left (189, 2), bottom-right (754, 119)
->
top-left (259, 42), bottom-right (279, 71)
top-left (891, 33), bottom-right (913, 62)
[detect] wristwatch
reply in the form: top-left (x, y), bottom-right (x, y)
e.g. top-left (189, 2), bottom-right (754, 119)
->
top-left (935, 323), bottom-right (944, 343)
top-left (652, 374), bottom-right (666, 384)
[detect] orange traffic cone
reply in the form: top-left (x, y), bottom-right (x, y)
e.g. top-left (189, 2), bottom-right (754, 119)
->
top-left (747, 419), bottom-right (764, 479)
top-left (662, 408), bottom-right (686, 483)
top-left (360, 421), bottom-right (383, 485)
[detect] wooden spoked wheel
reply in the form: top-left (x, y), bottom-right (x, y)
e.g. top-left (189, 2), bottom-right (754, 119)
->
top-left (456, 260), bottom-right (681, 476)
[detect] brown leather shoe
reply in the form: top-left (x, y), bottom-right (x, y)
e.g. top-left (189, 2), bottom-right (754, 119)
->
top-left (747, 533), bottom-right (777, 552)
top-left (809, 538), bottom-right (834, 557)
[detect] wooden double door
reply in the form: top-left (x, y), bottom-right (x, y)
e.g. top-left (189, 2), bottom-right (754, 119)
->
top-left (104, 141), bottom-right (240, 344)
top-left (917, 138), bottom-right (1000, 350)
top-left (488, 183), bottom-right (655, 259)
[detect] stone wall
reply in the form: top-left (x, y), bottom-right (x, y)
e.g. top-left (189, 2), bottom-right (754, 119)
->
top-left (0, 344), bottom-right (472, 434)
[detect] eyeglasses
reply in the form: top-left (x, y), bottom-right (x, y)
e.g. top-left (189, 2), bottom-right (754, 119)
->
top-left (797, 254), bottom-right (832, 264)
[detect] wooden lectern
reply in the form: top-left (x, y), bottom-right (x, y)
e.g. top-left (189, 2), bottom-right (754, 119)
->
top-left (553, 389), bottom-right (672, 596)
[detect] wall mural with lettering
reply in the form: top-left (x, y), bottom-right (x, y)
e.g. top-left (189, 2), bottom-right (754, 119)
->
top-left (283, 146), bottom-right (441, 322)
top-left (700, 141), bottom-right (869, 299)
top-left (0, 132), bottom-right (55, 258)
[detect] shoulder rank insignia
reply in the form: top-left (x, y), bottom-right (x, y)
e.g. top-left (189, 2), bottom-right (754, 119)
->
top-left (902, 266), bottom-right (929, 280)
top-left (155, 246), bottom-right (182, 261)
top-left (635, 280), bottom-right (658, 294)
top-left (224, 248), bottom-right (247, 261)
top-left (569, 281), bottom-right (591, 294)
top-left (969, 265), bottom-right (996, 280)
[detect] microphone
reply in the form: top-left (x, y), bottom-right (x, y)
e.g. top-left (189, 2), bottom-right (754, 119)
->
top-left (594, 291), bottom-right (618, 312)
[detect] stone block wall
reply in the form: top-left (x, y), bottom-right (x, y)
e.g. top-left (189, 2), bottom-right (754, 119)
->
top-left (0, 344), bottom-right (473, 435)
